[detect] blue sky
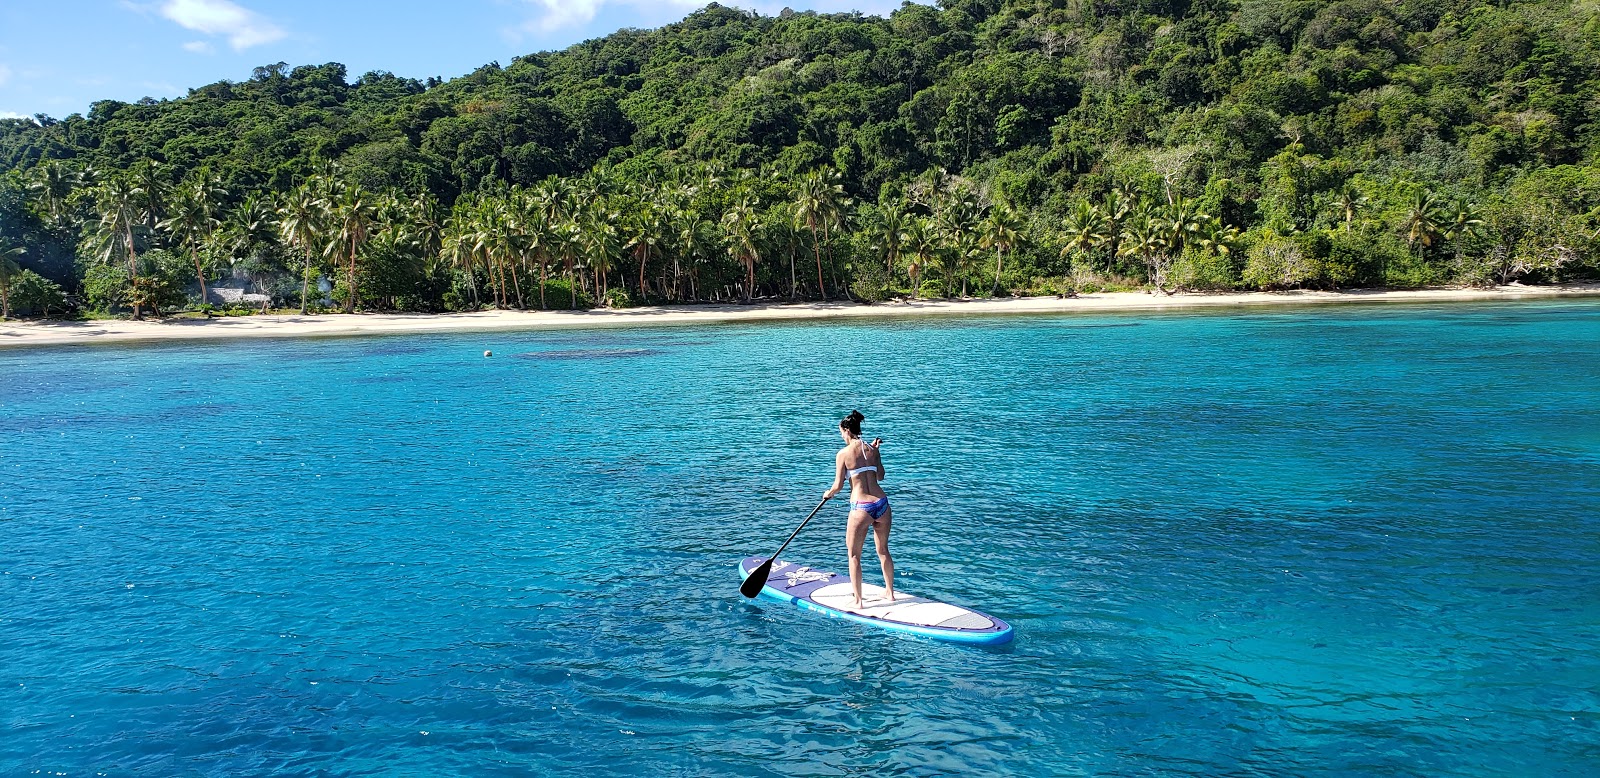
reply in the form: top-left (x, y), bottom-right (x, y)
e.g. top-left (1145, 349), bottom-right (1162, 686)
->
top-left (0, 0), bottom-right (914, 120)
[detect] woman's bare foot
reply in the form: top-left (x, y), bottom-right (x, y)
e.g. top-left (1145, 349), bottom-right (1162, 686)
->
top-left (851, 598), bottom-right (864, 609)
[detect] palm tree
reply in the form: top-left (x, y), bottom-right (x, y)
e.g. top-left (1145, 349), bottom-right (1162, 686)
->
top-left (326, 185), bottom-right (376, 313)
top-left (1332, 183), bottom-right (1367, 231)
top-left (793, 169), bottom-right (842, 301)
top-left (218, 191), bottom-right (280, 305)
top-left (92, 177), bottom-right (147, 318)
top-left (981, 201), bottom-right (1023, 296)
top-left (469, 197), bottom-right (515, 308)
top-left (875, 200), bottom-right (908, 281)
top-left (510, 192), bottom-right (553, 310)
top-left (722, 197), bottom-right (761, 302)
top-left (1101, 189), bottom-right (1133, 271)
top-left (580, 202), bottom-right (620, 300)
top-left (1118, 210), bottom-right (1168, 292)
top-left (130, 160), bottom-right (169, 241)
top-left (0, 243), bottom-right (25, 320)
top-left (1442, 198), bottom-right (1485, 266)
top-left (934, 191), bottom-right (982, 296)
top-left (441, 207), bottom-right (481, 309)
top-left (553, 219), bottom-right (584, 308)
top-left (1161, 196), bottom-right (1205, 256)
top-left (821, 172), bottom-right (852, 300)
top-left (277, 185), bottom-right (326, 314)
top-left (1198, 221), bottom-right (1241, 258)
top-left (623, 188), bottom-right (664, 302)
top-left (29, 161), bottom-right (80, 229)
top-left (158, 177), bottom-right (227, 305)
top-left (677, 210), bottom-right (714, 302)
top-left (1403, 189), bottom-right (1444, 255)
top-left (410, 191), bottom-right (444, 264)
top-left (903, 217), bottom-right (938, 299)
top-left (1061, 200), bottom-right (1110, 272)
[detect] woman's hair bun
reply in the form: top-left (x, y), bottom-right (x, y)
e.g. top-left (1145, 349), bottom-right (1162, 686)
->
top-left (840, 410), bottom-right (865, 435)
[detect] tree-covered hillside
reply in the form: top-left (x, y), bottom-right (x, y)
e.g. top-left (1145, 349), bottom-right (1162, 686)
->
top-left (1, 0), bottom-right (1597, 317)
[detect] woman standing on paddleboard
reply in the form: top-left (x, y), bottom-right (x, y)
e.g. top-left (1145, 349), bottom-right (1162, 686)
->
top-left (822, 410), bottom-right (895, 609)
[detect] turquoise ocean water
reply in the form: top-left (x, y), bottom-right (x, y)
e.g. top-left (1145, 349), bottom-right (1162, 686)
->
top-left (2, 301), bottom-right (1598, 775)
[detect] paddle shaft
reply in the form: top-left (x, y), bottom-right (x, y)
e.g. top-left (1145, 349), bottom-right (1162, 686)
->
top-left (740, 495), bottom-right (831, 598)
top-left (767, 495), bottom-right (831, 563)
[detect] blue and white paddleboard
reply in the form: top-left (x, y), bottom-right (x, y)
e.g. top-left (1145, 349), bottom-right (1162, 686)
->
top-left (739, 557), bottom-right (1014, 646)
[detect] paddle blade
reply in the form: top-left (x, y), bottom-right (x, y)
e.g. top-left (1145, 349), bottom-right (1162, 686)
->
top-left (740, 559), bottom-right (773, 599)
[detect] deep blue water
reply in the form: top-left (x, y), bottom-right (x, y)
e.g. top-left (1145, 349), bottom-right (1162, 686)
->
top-left (2, 302), bottom-right (1598, 776)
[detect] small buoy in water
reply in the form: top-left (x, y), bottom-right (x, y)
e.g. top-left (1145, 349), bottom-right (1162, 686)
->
top-left (484, 350), bottom-right (492, 358)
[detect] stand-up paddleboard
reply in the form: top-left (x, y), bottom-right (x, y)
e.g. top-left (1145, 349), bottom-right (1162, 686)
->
top-left (739, 557), bottom-right (1014, 646)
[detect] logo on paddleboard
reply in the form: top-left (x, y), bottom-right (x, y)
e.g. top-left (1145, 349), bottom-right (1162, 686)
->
top-left (785, 566), bottom-right (830, 587)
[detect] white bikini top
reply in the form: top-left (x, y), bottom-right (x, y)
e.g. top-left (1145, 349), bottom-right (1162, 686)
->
top-left (844, 438), bottom-right (881, 480)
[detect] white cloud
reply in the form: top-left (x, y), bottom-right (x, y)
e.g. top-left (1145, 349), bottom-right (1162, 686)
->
top-left (182, 40), bottom-right (216, 54)
top-left (0, 64), bottom-right (12, 88)
top-left (0, 111), bottom-right (38, 123)
top-left (519, 1), bottom-right (919, 34)
top-left (159, 0), bottom-right (284, 51)
top-left (521, 0), bottom-right (697, 32)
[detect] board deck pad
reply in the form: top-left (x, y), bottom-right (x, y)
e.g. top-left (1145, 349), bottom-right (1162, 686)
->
top-left (740, 557), bottom-right (1014, 645)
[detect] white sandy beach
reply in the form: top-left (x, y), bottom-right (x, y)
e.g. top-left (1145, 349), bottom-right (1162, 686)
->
top-left (2, 284), bottom-right (1597, 348)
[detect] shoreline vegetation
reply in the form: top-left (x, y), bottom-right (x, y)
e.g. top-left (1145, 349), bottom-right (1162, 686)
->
top-left (2, 4), bottom-right (1598, 322)
top-left (3, 284), bottom-right (1595, 348)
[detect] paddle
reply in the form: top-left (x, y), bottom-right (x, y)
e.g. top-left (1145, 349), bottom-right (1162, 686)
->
top-left (740, 495), bottom-right (832, 598)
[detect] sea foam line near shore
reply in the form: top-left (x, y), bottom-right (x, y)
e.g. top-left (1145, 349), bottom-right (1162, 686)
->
top-left (2, 284), bottom-right (1598, 348)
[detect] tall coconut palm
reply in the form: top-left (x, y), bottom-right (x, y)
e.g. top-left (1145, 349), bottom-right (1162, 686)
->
top-left (981, 201), bottom-right (1023, 296)
top-left (623, 188), bottom-right (664, 302)
top-left (1101, 189), bottom-right (1133, 270)
top-left (722, 196), bottom-right (762, 303)
top-left (553, 219), bottom-right (584, 309)
top-left (325, 185), bottom-right (376, 313)
top-left (510, 192), bottom-right (553, 310)
top-left (158, 177), bottom-right (227, 305)
top-left (1161, 196), bottom-right (1205, 256)
top-left (29, 161), bottom-right (80, 229)
top-left (903, 217), bottom-right (938, 299)
top-left (219, 192), bottom-right (280, 304)
top-left (468, 198), bottom-right (515, 308)
top-left (820, 171), bottom-right (852, 300)
top-left (934, 191), bottom-right (982, 296)
top-left (0, 243), bottom-right (25, 320)
top-left (793, 169), bottom-right (842, 301)
top-left (1442, 198), bottom-right (1485, 265)
top-left (1061, 200), bottom-right (1110, 272)
top-left (441, 206), bottom-right (481, 309)
top-left (1403, 189), bottom-right (1444, 256)
top-left (130, 160), bottom-right (169, 240)
top-left (1198, 221), bottom-right (1241, 258)
top-left (277, 185), bottom-right (326, 314)
top-left (1118, 210), bottom-right (1169, 292)
top-left (1332, 183), bottom-right (1367, 230)
top-left (410, 191), bottom-right (444, 263)
top-left (677, 210), bottom-right (714, 302)
top-left (92, 177), bottom-right (146, 318)
top-left (875, 199), bottom-right (908, 280)
top-left (581, 202), bottom-right (620, 299)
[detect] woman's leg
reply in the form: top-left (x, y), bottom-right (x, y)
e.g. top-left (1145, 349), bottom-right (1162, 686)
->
top-left (872, 506), bottom-right (895, 602)
top-left (845, 509), bottom-right (873, 608)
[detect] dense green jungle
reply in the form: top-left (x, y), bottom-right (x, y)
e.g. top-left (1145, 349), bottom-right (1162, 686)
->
top-left (1, 0), bottom-right (1597, 318)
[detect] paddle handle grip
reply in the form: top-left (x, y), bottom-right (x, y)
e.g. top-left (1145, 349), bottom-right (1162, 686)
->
top-left (768, 496), bottom-right (831, 562)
